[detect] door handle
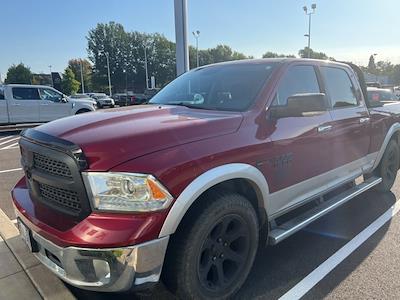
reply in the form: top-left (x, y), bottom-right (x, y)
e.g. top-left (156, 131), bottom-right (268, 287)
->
top-left (359, 117), bottom-right (370, 124)
top-left (40, 103), bottom-right (50, 106)
top-left (11, 103), bottom-right (21, 106)
top-left (318, 125), bottom-right (333, 133)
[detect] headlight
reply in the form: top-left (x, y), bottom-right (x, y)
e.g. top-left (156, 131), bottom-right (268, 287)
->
top-left (82, 172), bottom-right (173, 212)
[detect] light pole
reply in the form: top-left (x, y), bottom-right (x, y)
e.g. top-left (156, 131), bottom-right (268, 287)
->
top-left (48, 65), bottom-right (53, 87)
top-left (373, 53), bottom-right (378, 82)
top-left (105, 52), bottom-right (112, 96)
top-left (144, 43), bottom-right (149, 90)
top-left (80, 59), bottom-right (85, 94)
top-left (174, 0), bottom-right (189, 75)
top-left (303, 4), bottom-right (317, 58)
top-left (192, 30), bottom-right (200, 68)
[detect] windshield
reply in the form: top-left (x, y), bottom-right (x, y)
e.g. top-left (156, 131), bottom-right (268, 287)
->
top-left (150, 62), bottom-right (277, 111)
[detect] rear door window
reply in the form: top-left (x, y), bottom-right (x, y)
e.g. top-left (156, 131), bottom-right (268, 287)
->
top-left (0, 87), bottom-right (4, 100)
top-left (12, 87), bottom-right (40, 100)
top-left (321, 67), bottom-right (358, 108)
top-left (272, 65), bottom-right (320, 106)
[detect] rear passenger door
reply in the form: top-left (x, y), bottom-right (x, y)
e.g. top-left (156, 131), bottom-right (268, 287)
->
top-left (321, 66), bottom-right (371, 171)
top-left (8, 87), bottom-right (40, 123)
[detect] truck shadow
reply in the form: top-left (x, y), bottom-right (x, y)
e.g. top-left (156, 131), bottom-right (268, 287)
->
top-left (71, 191), bottom-right (396, 300)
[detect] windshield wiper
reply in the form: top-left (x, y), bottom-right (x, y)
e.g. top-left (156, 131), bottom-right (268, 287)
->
top-left (156, 102), bottom-right (215, 110)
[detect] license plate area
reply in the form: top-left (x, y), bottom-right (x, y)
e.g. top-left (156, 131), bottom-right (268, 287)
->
top-left (17, 219), bottom-right (39, 253)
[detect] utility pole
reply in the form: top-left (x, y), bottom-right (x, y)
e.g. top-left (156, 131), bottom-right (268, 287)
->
top-left (144, 45), bottom-right (149, 90)
top-left (48, 65), bottom-right (53, 87)
top-left (303, 4), bottom-right (317, 58)
top-left (174, 0), bottom-right (189, 75)
top-left (80, 59), bottom-right (85, 94)
top-left (105, 52), bottom-right (112, 96)
top-left (192, 30), bottom-right (200, 68)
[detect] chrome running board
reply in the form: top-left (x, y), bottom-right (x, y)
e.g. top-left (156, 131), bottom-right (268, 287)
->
top-left (268, 176), bottom-right (382, 245)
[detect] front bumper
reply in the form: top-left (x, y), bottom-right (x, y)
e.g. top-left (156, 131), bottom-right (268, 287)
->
top-left (30, 230), bottom-right (169, 292)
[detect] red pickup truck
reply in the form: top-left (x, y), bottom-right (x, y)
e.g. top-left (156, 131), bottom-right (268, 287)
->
top-left (12, 59), bottom-right (400, 299)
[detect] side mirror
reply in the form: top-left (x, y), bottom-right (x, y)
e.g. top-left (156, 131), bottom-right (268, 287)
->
top-left (270, 93), bottom-right (327, 118)
top-left (61, 96), bottom-right (68, 103)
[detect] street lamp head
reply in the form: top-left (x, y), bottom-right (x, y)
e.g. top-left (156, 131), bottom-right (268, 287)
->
top-left (311, 3), bottom-right (317, 10)
top-left (303, 6), bottom-right (308, 13)
top-left (196, 30), bottom-right (200, 35)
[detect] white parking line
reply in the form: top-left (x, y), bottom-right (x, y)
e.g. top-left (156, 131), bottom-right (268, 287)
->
top-left (1, 142), bottom-right (19, 150)
top-left (0, 135), bottom-right (16, 141)
top-left (279, 200), bottom-right (400, 300)
top-left (0, 168), bottom-right (23, 174)
top-left (0, 137), bottom-right (19, 146)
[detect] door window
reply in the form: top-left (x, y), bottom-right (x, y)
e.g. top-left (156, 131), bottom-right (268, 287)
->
top-left (12, 88), bottom-right (40, 100)
top-left (0, 87), bottom-right (4, 100)
top-left (272, 65), bottom-right (320, 106)
top-left (321, 67), bottom-right (358, 108)
top-left (39, 88), bottom-right (63, 102)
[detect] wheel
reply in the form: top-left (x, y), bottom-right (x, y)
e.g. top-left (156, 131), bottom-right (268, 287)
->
top-left (373, 139), bottom-right (400, 192)
top-left (110, 105), bottom-right (115, 108)
top-left (163, 192), bottom-right (259, 300)
top-left (75, 109), bottom-right (90, 114)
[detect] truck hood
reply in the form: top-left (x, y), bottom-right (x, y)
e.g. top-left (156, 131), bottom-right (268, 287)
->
top-left (36, 105), bottom-right (243, 170)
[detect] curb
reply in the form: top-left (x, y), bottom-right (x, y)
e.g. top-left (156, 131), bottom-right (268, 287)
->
top-left (0, 208), bottom-right (75, 300)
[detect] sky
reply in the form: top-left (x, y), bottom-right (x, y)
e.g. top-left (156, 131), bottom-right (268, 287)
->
top-left (1, 0), bottom-right (399, 80)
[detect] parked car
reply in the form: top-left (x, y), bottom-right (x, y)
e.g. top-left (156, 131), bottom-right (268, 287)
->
top-left (88, 93), bottom-right (115, 108)
top-left (13, 59), bottom-right (400, 299)
top-left (394, 86), bottom-right (400, 99)
top-left (69, 93), bottom-right (97, 105)
top-left (144, 88), bottom-right (161, 100)
top-left (367, 87), bottom-right (399, 103)
top-left (0, 84), bottom-right (96, 124)
top-left (113, 93), bottom-right (148, 106)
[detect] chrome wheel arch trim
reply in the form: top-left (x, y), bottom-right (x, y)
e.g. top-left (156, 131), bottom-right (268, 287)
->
top-left (158, 163), bottom-right (270, 237)
top-left (371, 122), bottom-right (400, 171)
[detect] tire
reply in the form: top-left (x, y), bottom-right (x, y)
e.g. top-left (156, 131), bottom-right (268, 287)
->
top-left (163, 192), bottom-right (259, 300)
top-left (373, 139), bottom-right (400, 192)
top-left (75, 109), bottom-right (90, 115)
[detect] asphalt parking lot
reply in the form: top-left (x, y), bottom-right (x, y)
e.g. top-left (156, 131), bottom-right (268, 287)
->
top-left (1, 130), bottom-right (400, 299)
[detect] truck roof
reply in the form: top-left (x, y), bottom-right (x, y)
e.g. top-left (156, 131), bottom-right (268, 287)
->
top-left (201, 58), bottom-right (350, 69)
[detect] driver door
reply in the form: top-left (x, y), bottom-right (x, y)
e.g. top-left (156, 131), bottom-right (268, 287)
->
top-left (263, 64), bottom-right (334, 215)
top-left (38, 88), bottom-right (71, 121)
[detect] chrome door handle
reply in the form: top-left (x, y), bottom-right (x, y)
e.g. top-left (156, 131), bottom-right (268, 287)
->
top-left (318, 125), bottom-right (333, 133)
top-left (359, 117), bottom-right (370, 124)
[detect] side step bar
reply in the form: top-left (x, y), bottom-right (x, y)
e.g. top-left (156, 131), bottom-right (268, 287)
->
top-left (268, 176), bottom-right (382, 245)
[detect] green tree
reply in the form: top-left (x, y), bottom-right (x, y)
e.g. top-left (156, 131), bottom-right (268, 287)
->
top-left (68, 59), bottom-right (93, 93)
top-left (368, 55), bottom-right (376, 73)
top-left (61, 67), bottom-right (80, 95)
top-left (5, 63), bottom-right (33, 84)
top-left (298, 47), bottom-right (332, 60)
top-left (262, 51), bottom-right (296, 58)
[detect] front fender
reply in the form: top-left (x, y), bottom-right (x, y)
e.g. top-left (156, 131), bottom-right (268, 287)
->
top-left (158, 163), bottom-right (269, 237)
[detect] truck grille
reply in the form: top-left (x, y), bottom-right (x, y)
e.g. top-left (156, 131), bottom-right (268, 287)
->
top-left (19, 129), bottom-right (91, 220)
top-left (39, 183), bottom-right (81, 213)
top-left (33, 153), bottom-right (72, 179)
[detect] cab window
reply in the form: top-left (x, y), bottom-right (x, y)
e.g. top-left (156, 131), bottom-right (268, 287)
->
top-left (39, 88), bottom-right (63, 102)
top-left (272, 65), bottom-right (320, 106)
top-left (12, 87), bottom-right (40, 100)
top-left (321, 67), bottom-right (358, 108)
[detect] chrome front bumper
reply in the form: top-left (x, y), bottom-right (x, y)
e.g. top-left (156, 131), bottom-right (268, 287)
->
top-left (30, 232), bottom-right (169, 292)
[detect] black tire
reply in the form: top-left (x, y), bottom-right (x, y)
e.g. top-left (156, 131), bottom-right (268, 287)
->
top-left (373, 139), bottom-right (399, 192)
top-left (75, 109), bottom-right (90, 115)
top-left (163, 192), bottom-right (259, 300)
